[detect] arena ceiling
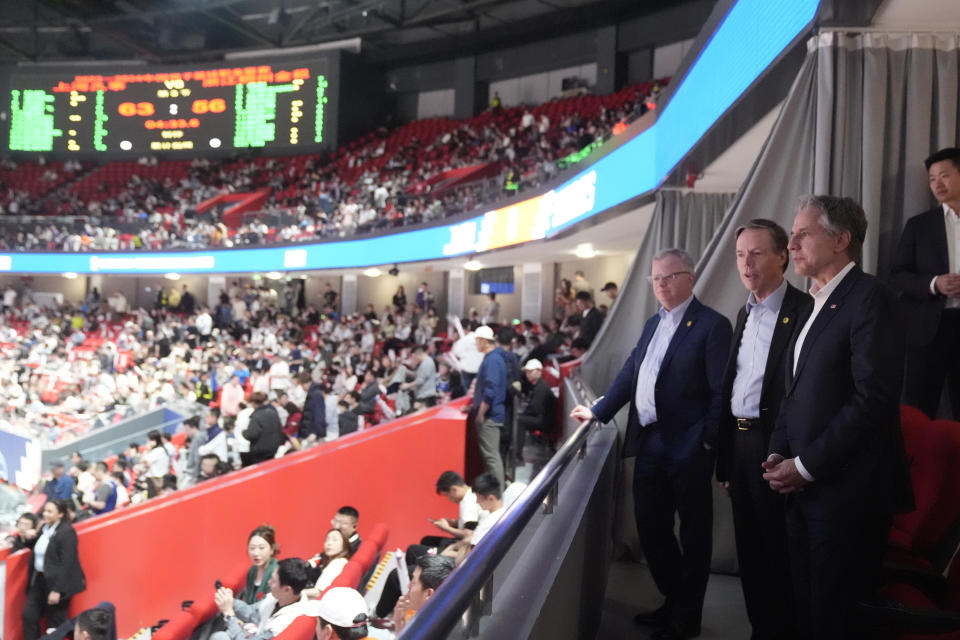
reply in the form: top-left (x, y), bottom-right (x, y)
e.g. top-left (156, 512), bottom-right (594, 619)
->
top-left (0, 0), bottom-right (703, 65)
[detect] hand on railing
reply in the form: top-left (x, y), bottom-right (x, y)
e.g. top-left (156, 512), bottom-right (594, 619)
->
top-left (569, 405), bottom-right (594, 423)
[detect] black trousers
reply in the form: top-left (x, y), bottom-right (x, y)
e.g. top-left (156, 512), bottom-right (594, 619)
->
top-left (23, 572), bottom-right (71, 640)
top-left (904, 310), bottom-right (960, 419)
top-left (633, 447), bottom-right (714, 627)
top-left (786, 496), bottom-right (889, 640)
top-left (728, 429), bottom-right (795, 640)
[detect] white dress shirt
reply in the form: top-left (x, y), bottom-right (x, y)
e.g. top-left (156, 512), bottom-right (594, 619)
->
top-left (789, 261), bottom-right (856, 481)
top-left (731, 279), bottom-right (788, 418)
top-left (930, 203), bottom-right (960, 308)
top-left (634, 296), bottom-right (694, 426)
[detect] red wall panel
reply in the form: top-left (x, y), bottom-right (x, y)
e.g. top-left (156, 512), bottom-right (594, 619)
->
top-left (5, 400), bottom-right (469, 639)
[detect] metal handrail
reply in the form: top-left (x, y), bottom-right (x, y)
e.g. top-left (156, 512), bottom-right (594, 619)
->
top-left (399, 383), bottom-right (599, 639)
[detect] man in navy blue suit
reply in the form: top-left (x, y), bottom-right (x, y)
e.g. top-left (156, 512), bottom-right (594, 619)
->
top-left (572, 248), bottom-right (731, 640)
top-left (762, 196), bottom-right (913, 639)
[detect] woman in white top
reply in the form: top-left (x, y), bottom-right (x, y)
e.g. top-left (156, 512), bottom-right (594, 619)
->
top-left (143, 430), bottom-right (170, 494)
top-left (304, 528), bottom-right (352, 597)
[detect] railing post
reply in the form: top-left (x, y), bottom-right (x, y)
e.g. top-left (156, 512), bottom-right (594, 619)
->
top-left (543, 479), bottom-right (558, 514)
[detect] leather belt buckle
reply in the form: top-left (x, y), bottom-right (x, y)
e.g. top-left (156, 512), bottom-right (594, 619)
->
top-left (735, 417), bottom-right (758, 431)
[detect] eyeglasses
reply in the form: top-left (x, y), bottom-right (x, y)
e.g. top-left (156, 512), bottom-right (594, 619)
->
top-left (646, 271), bottom-right (692, 285)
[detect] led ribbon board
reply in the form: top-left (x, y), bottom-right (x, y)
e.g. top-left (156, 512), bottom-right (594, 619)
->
top-left (0, 0), bottom-right (819, 274)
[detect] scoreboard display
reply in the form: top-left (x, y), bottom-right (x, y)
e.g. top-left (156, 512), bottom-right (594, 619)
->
top-left (6, 59), bottom-right (333, 154)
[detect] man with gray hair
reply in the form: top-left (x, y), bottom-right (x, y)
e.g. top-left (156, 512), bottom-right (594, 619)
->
top-left (763, 195), bottom-right (913, 638)
top-left (571, 247), bottom-right (731, 639)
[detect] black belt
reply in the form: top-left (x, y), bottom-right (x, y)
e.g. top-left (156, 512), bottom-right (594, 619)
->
top-left (735, 417), bottom-right (761, 431)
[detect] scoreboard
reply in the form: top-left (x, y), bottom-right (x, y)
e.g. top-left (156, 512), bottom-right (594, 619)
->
top-left (6, 59), bottom-right (333, 154)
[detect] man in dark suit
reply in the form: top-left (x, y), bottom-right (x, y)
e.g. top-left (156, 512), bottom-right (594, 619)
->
top-left (890, 147), bottom-right (960, 418)
top-left (763, 196), bottom-right (914, 639)
top-left (572, 248), bottom-right (732, 640)
top-left (717, 219), bottom-right (810, 640)
top-left (574, 290), bottom-right (605, 347)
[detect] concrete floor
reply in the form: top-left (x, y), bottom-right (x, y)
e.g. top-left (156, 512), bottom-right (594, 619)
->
top-left (599, 559), bottom-right (751, 639)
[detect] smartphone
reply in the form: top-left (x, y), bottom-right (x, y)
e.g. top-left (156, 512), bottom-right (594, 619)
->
top-left (215, 579), bottom-right (223, 590)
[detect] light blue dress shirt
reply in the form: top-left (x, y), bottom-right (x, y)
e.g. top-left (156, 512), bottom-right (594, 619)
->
top-left (634, 296), bottom-right (694, 426)
top-left (33, 521), bottom-right (59, 572)
top-left (730, 279), bottom-right (788, 418)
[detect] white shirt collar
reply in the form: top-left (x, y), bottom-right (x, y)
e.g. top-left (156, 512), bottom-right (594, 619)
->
top-left (658, 295), bottom-right (694, 324)
top-left (745, 278), bottom-right (788, 313)
top-left (810, 261), bottom-right (856, 299)
top-left (944, 203), bottom-right (958, 220)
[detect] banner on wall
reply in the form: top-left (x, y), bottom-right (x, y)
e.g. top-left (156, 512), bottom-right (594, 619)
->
top-left (0, 428), bottom-right (42, 490)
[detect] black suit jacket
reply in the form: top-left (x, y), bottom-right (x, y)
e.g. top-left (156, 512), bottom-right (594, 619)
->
top-left (579, 307), bottom-right (605, 347)
top-left (28, 521), bottom-right (86, 598)
top-left (716, 282), bottom-right (811, 483)
top-left (889, 205), bottom-right (949, 346)
top-left (517, 377), bottom-right (557, 434)
top-left (591, 296), bottom-right (732, 462)
top-left (770, 266), bottom-right (914, 516)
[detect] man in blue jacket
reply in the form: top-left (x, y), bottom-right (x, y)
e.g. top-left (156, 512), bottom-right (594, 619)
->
top-left (572, 248), bottom-right (731, 640)
top-left (467, 325), bottom-right (507, 489)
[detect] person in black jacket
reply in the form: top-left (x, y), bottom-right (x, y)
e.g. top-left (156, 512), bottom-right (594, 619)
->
top-left (574, 291), bottom-right (604, 347)
top-left (300, 374), bottom-right (328, 445)
top-left (516, 359), bottom-right (557, 476)
top-left (23, 499), bottom-right (86, 640)
top-left (242, 392), bottom-right (284, 466)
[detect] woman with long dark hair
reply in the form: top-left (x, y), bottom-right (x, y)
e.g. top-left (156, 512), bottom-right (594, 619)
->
top-left (23, 499), bottom-right (86, 640)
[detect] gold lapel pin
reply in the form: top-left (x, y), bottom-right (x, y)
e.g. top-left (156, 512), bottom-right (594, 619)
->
top-left (829, 304), bottom-right (837, 309)
top-left (782, 317), bottom-right (790, 324)
top-left (686, 320), bottom-right (692, 327)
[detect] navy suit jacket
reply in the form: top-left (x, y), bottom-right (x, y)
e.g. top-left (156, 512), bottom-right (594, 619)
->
top-left (716, 282), bottom-right (811, 483)
top-left (889, 206), bottom-right (949, 346)
top-left (591, 296), bottom-right (732, 463)
top-left (770, 266), bottom-right (914, 516)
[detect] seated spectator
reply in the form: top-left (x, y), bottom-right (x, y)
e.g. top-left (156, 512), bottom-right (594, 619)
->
top-left (199, 454), bottom-right (225, 481)
top-left (220, 374), bottom-right (245, 417)
top-left (305, 529), bottom-right (352, 595)
top-left (73, 606), bottom-right (115, 640)
top-left (5, 512), bottom-right (39, 551)
top-left (428, 471), bottom-right (484, 547)
top-left (469, 472), bottom-right (527, 548)
top-left (337, 392), bottom-right (362, 437)
top-left (182, 416), bottom-right (206, 487)
top-left (242, 392), bottom-right (283, 466)
top-left (327, 506), bottom-right (361, 553)
top-left (111, 471), bottom-right (130, 508)
top-left (212, 557), bottom-right (311, 640)
top-left (142, 431), bottom-right (170, 495)
top-left (401, 345), bottom-right (438, 409)
top-left (82, 461), bottom-right (117, 517)
top-left (299, 373), bottom-right (328, 445)
top-left (392, 555), bottom-right (456, 635)
top-left (239, 525), bottom-right (280, 604)
top-left (436, 361), bottom-right (464, 402)
top-left (356, 370), bottom-right (380, 416)
top-left (43, 462), bottom-right (75, 501)
top-left (303, 587), bottom-right (370, 640)
top-left (199, 407), bottom-right (229, 464)
top-left (516, 358), bottom-right (557, 476)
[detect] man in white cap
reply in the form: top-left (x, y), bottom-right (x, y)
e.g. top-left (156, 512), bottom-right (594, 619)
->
top-left (516, 358), bottom-right (557, 476)
top-left (303, 587), bottom-right (370, 640)
top-left (462, 325), bottom-right (507, 488)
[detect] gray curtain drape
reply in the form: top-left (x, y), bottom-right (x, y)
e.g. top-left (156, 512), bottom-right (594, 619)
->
top-left (696, 32), bottom-right (960, 317)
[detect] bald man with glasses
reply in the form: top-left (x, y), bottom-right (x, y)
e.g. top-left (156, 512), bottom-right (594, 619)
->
top-left (572, 248), bottom-right (731, 640)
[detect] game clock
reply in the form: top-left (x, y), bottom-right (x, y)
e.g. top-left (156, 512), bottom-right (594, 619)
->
top-left (7, 62), bottom-right (331, 154)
